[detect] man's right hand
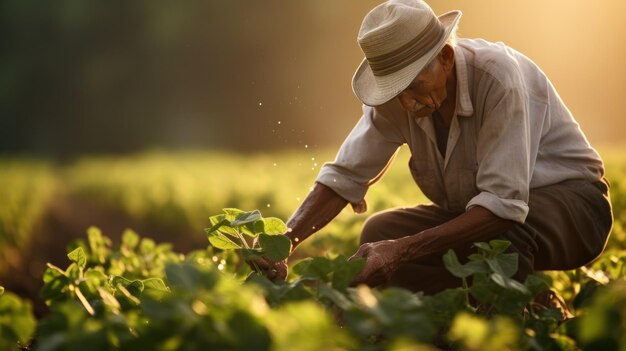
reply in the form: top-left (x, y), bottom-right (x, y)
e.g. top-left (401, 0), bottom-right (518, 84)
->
top-left (248, 255), bottom-right (288, 282)
top-left (246, 182), bottom-right (348, 282)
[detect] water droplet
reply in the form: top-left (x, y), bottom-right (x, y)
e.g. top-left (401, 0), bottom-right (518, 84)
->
top-left (212, 256), bottom-right (219, 262)
top-left (296, 197), bottom-right (301, 201)
top-left (217, 264), bottom-right (224, 271)
top-left (287, 228), bottom-right (293, 233)
top-left (258, 102), bottom-right (262, 106)
top-left (312, 226), bottom-right (316, 230)
top-left (266, 203), bottom-right (271, 208)
top-left (304, 144), bottom-right (308, 148)
top-left (294, 237), bottom-right (300, 242)
top-left (273, 162), bottom-right (277, 166)
top-left (333, 178), bottom-right (337, 182)
top-left (313, 163), bottom-right (318, 167)
top-left (311, 157), bottom-right (315, 161)
top-left (277, 121), bottom-right (281, 125)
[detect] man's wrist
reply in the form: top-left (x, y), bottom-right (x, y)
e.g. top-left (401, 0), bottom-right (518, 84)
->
top-left (394, 234), bottom-right (422, 264)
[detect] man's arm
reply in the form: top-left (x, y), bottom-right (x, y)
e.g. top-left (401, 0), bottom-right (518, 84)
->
top-left (254, 181), bottom-right (348, 281)
top-left (350, 205), bottom-right (514, 286)
top-left (284, 182), bottom-right (349, 250)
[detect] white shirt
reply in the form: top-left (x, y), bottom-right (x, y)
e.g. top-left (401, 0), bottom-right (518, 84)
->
top-left (316, 38), bottom-right (604, 223)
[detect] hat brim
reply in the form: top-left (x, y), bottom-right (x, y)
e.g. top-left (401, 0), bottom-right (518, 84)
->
top-left (352, 10), bottom-right (462, 106)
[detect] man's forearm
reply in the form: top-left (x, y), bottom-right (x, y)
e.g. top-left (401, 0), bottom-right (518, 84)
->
top-left (285, 182), bottom-right (349, 251)
top-left (396, 206), bottom-right (515, 262)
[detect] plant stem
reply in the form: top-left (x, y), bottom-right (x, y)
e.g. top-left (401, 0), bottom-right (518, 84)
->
top-left (74, 286), bottom-right (95, 316)
top-left (235, 230), bottom-right (262, 273)
top-left (462, 277), bottom-right (470, 307)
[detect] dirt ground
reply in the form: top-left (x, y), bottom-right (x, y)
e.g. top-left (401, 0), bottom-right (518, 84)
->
top-left (0, 190), bottom-right (206, 317)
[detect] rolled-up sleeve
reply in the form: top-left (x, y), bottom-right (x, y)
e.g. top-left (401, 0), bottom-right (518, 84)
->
top-left (466, 73), bottom-right (531, 223)
top-left (316, 105), bottom-right (404, 204)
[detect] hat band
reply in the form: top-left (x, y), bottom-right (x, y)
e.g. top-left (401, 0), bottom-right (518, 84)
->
top-left (367, 16), bottom-right (444, 77)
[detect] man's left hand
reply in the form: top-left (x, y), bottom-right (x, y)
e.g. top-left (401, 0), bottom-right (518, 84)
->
top-left (349, 239), bottom-right (403, 287)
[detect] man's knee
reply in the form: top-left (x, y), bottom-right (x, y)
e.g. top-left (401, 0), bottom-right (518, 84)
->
top-left (359, 212), bottom-right (394, 245)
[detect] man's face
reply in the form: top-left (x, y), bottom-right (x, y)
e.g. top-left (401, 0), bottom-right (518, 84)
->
top-left (396, 57), bottom-right (449, 118)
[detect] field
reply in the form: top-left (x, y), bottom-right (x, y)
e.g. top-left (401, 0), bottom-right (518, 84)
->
top-left (1, 146), bottom-right (625, 350)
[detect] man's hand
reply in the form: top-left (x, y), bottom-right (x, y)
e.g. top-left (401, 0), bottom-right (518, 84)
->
top-left (248, 255), bottom-right (288, 282)
top-left (349, 240), bottom-right (404, 287)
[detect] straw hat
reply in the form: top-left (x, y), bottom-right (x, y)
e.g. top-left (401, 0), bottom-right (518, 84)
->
top-left (352, 0), bottom-right (462, 106)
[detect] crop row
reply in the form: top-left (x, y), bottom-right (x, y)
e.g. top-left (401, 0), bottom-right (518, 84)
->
top-left (2, 208), bottom-right (626, 350)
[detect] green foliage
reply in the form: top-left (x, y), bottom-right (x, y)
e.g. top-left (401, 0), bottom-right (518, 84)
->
top-left (205, 208), bottom-right (292, 264)
top-left (3, 204), bottom-right (626, 350)
top-left (1, 142), bottom-right (626, 351)
top-left (0, 287), bottom-right (37, 351)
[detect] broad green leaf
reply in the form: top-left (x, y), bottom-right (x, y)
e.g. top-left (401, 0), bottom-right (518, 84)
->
top-left (111, 275), bottom-right (132, 287)
top-left (81, 269), bottom-right (108, 296)
top-left (227, 310), bottom-right (272, 351)
top-left (126, 280), bottom-right (145, 296)
top-left (206, 214), bottom-right (239, 237)
top-left (209, 213), bottom-right (226, 226)
top-left (140, 238), bottom-right (156, 254)
top-left (0, 286), bottom-right (4, 296)
top-left (258, 233), bottom-right (291, 261)
top-left (260, 217), bottom-right (288, 235)
top-left (573, 281), bottom-right (599, 309)
top-left (240, 222), bottom-right (259, 237)
top-left (231, 210), bottom-right (262, 227)
top-left (223, 208), bottom-right (245, 221)
top-left (473, 242), bottom-right (492, 252)
top-left (293, 257), bottom-right (334, 282)
top-left (165, 263), bottom-right (218, 291)
top-left (469, 273), bottom-right (500, 306)
top-left (489, 240), bottom-right (511, 254)
top-left (524, 274), bottom-right (550, 297)
top-left (443, 249), bottom-right (488, 278)
top-left (122, 229), bottom-right (140, 250)
top-left (208, 232), bottom-right (241, 250)
top-left (490, 273), bottom-right (529, 294)
top-left (332, 256), bottom-right (366, 291)
top-left (87, 226), bottom-right (110, 263)
top-left (67, 247), bottom-right (87, 269)
top-left (43, 263), bottom-right (67, 279)
top-left (426, 288), bottom-right (470, 324)
top-left (485, 253), bottom-right (518, 278)
top-left (205, 216), bottom-right (229, 234)
top-left (0, 292), bottom-right (36, 344)
top-left (142, 278), bottom-right (170, 300)
top-left (318, 284), bottom-right (353, 310)
top-left (468, 253), bottom-right (484, 261)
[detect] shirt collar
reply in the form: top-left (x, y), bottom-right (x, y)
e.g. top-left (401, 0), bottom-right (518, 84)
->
top-left (454, 45), bottom-right (474, 117)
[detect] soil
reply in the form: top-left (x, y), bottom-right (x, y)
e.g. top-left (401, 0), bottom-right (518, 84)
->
top-left (0, 188), bottom-right (207, 317)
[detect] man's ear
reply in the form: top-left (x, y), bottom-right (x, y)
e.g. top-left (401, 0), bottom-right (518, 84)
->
top-left (439, 44), bottom-right (455, 72)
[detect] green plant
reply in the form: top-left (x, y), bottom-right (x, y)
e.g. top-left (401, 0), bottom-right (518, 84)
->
top-left (0, 286), bottom-right (37, 351)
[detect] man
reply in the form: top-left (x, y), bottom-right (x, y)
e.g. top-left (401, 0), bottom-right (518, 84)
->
top-left (257, 0), bottom-right (613, 294)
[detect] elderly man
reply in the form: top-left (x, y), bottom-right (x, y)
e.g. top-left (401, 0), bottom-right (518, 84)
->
top-left (257, 0), bottom-right (613, 294)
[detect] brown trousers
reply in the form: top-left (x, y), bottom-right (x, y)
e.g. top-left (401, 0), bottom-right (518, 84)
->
top-left (359, 179), bottom-right (613, 294)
